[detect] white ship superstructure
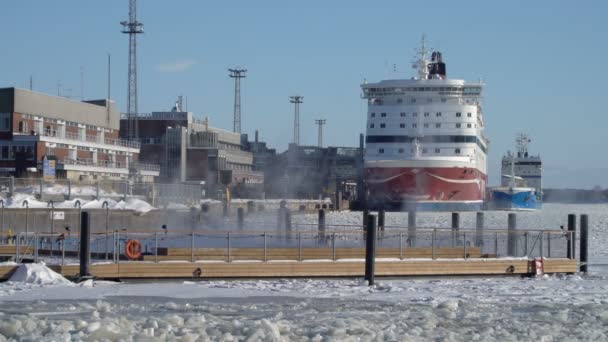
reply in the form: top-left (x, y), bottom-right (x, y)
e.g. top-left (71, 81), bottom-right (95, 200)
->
top-left (361, 37), bottom-right (488, 210)
top-left (501, 133), bottom-right (543, 200)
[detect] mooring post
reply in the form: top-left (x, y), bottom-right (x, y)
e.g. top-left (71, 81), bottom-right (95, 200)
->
top-left (79, 211), bottom-right (91, 278)
top-left (8, 176), bottom-right (14, 198)
top-left (580, 214), bottom-right (589, 273)
top-left (451, 213), bottom-right (460, 247)
top-left (364, 214), bottom-right (377, 286)
top-left (318, 209), bottom-right (326, 241)
top-left (408, 210), bottom-right (416, 247)
top-left (263, 232), bottom-right (267, 263)
top-left (567, 214), bottom-right (576, 260)
top-left (222, 200), bottom-right (229, 218)
top-left (475, 212), bottom-right (484, 247)
top-left (378, 210), bottom-right (385, 231)
top-left (155, 232), bottom-right (158, 264)
top-left (285, 210), bottom-right (292, 230)
top-left (277, 207), bottom-right (285, 229)
top-left (237, 207), bottom-right (244, 229)
top-left (507, 213), bottom-right (517, 256)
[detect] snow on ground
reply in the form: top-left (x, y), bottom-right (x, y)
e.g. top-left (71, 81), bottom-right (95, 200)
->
top-left (0, 203), bottom-right (607, 340)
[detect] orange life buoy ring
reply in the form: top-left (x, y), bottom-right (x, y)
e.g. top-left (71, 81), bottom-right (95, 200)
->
top-left (125, 239), bottom-right (142, 260)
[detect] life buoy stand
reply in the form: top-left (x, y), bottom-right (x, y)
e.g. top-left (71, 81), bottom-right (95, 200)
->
top-left (125, 239), bottom-right (142, 260)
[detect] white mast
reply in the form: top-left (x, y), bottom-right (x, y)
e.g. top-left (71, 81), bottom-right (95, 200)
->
top-left (412, 34), bottom-right (430, 80)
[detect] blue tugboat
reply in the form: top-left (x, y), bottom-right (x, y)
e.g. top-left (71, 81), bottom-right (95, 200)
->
top-left (487, 134), bottom-right (542, 211)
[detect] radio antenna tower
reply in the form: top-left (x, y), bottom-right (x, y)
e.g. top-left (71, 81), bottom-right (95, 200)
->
top-left (315, 119), bottom-right (326, 148)
top-left (228, 67), bottom-right (247, 133)
top-left (121, 0), bottom-right (144, 141)
top-left (289, 96), bottom-right (304, 145)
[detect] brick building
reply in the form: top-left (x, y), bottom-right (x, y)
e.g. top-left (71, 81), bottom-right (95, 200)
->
top-left (0, 87), bottom-right (159, 181)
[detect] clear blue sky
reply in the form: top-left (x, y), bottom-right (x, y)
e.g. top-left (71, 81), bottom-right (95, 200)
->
top-left (2, 1), bottom-right (607, 188)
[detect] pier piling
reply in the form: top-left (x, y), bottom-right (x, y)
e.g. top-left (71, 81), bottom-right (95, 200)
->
top-left (237, 208), bottom-right (244, 229)
top-left (408, 211), bottom-right (417, 247)
top-left (567, 214), bottom-right (576, 259)
top-left (507, 213), bottom-right (517, 256)
top-left (475, 212), bottom-right (484, 247)
top-left (451, 213), bottom-right (460, 247)
top-left (378, 210), bottom-right (385, 231)
top-left (79, 211), bottom-right (91, 278)
top-left (580, 214), bottom-right (589, 273)
top-left (365, 214), bottom-right (377, 286)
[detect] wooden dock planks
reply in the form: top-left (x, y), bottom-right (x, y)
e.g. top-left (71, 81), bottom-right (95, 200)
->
top-left (0, 258), bottom-right (577, 280)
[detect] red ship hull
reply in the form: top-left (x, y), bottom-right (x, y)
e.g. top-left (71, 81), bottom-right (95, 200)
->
top-left (365, 167), bottom-right (487, 203)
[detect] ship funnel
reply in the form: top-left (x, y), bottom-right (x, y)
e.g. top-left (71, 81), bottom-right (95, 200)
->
top-left (428, 51), bottom-right (446, 79)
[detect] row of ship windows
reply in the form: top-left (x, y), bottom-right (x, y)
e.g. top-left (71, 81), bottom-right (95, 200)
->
top-left (377, 148), bottom-right (462, 154)
top-left (370, 97), bottom-right (480, 105)
top-left (370, 123), bottom-right (476, 129)
top-left (371, 112), bottom-right (473, 118)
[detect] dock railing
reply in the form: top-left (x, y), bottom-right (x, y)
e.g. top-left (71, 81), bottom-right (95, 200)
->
top-left (0, 227), bottom-right (574, 265)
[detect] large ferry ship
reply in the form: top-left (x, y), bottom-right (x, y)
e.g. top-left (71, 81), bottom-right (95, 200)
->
top-left (361, 37), bottom-right (488, 211)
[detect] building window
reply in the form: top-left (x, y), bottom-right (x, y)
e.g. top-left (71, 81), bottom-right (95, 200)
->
top-left (424, 123), bottom-right (429, 128)
top-left (424, 112), bottom-right (430, 117)
top-left (0, 113), bottom-right (10, 132)
top-left (436, 112), bottom-right (442, 117)
top-left (398, 148), bottom-right (404, 153)
top-left (379, 148), bottom-right (384, 154)
top-left (411, 98), bottom-right (416, 103)
top-left (371, 113), bottom-right (376, 117)
top-left (456, 112), bottom-right (462, 117)
top-left (435, 148), bottom-right (440, 153)
top-left (400, 123), bottom-right (405, 128)
top-left (412, 112), bottom-right (418, 117)
top-left (397, 98), bottom-right (403, 104)
top-left (455, 148), bottom-right (461, 154)
top-left (441, 98), bottom-right (447, 102)
top-left (1, 146), bottom-right (8, 159)
top-left (467, 123), bottom-right (472, 128)
top-left (369, 124), bottom-right (375, 128)
top-left (467, 112), bottom-right (472, 117)
top-left (381, 113), bottom-right (387, 117)
top-left (380, 123), bottom-right (386, 128)
top-left (422, 148), bottom-right (428, 153)
top-left (456, 123), bottom-right (461, 128)
top-left (435, 123), bottom-right (441, 128)
top-left (400, 112), bottom-right (406, 117)
top-left (412, 123), bottom-right (417, 128)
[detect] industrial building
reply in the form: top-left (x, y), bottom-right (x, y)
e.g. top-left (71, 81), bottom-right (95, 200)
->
top-left (0, 87), bottom-right (159, 181)
top-left (121, 103), bottom-right (264, 197)
top-left (265, 143), bottom-right (364, 203)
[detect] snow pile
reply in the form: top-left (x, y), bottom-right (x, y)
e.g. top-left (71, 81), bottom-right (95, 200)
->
top-left (114, 198), bottom-right (155, 214)
top-left (8, 263), bottom-right (72, 285)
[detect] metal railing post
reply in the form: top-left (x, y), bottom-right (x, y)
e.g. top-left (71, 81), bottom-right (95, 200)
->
top-left (263, 232), bottom-right (267, 263)
top-left (524, 232), bottom-right (529, 256)
top-left (61, 239), bottom-right (65, 266)
top-left (116, 231), bottom-right (120, 264)
top-left (547, 232), bottom-right (551, 258)
top-left (495, 231), bottom-right (499, 257)
top-left (191, 232), bottom-right (194, 263)
top-left (15, 233), bottom-right (19, 262)
top-left (399, 232), bottom-right (403, 260)
top-left (298, 232), bottom-right (302, 261)
top-left (103, 201), bottom-right (109, 261)
top-left (463, 232), bottom-right (467, 259)
top-left (227, 232), bottom-right (231, 263)
top-left (432, 229), bottom-right (436, 260)
top-left (539, 231), bottom-right (543, 258)
top-left (34, 233), bottom-right (38, 263)
top-left (155, 232), bottom-right (158, 263)
top-left (332, 233), bottom-right (336, 261)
